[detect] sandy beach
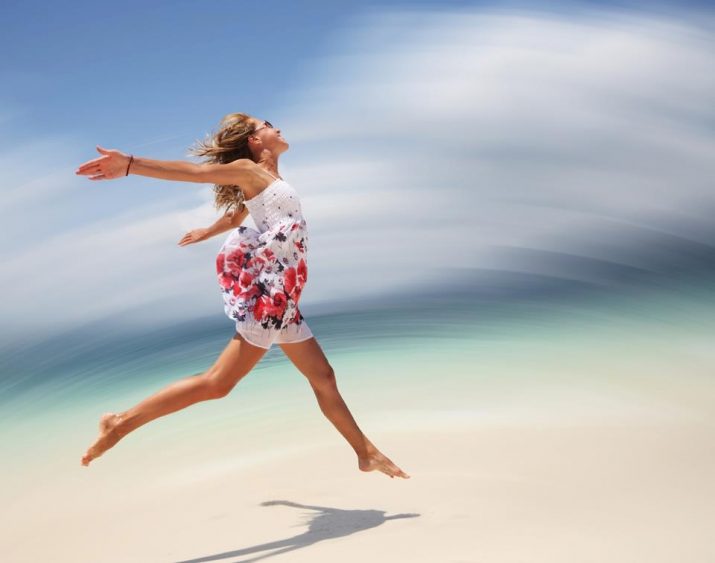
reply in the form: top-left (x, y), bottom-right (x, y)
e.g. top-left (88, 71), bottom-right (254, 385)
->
top-left (3, 2), bottom-right (715, 561)
top-left (2, 307), bottom-right (714, 563)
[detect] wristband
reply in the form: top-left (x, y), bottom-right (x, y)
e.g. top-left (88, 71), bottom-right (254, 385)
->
top-left (125, 155), bottom-right (134, 176)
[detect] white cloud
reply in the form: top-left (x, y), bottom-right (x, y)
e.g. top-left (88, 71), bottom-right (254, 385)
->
top-left (2, 6), bottom-right (714, 341)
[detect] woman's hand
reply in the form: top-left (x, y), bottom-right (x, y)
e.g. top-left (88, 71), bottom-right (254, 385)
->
top-left (75, 146), bottom-right (132, 180)
top-left (178, 228), bottom-right (210, 247)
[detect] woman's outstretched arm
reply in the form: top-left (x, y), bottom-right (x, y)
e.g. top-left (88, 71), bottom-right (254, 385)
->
top-left (178, 206), bottom-right (248, 247)
top-left (75, 145), bottom-right (254, 185)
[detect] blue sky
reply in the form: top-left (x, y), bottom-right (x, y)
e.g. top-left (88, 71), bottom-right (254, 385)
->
top-left (2, 0), bottom-right (483, 142)
top-left (2, 1), bottom-right (714, 344)
top-left (2, 0), bottom-right (708, 145)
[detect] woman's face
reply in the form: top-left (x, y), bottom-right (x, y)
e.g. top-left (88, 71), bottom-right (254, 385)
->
top-left (249, 117), bottom-right (288, 154)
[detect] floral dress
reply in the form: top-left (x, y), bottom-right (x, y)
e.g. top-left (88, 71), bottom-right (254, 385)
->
top-left (216, 177), bottom-right (313, 349)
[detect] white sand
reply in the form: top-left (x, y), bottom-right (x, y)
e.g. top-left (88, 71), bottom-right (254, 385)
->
top-left (4, 315), bottom-right (715, 562)
top-left (2, 365), bottom-right (714, 563)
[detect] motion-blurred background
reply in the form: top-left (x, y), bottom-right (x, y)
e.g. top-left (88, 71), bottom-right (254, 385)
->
top-left (1, 2), bottom-right (714, 562)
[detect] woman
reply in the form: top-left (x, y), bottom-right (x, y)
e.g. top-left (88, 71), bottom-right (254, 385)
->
top-left (75, 113), bottom-right (409, 479)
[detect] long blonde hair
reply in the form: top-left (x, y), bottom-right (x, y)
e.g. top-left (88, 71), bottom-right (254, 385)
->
top-left (188, 112), bottom-right (257, 214)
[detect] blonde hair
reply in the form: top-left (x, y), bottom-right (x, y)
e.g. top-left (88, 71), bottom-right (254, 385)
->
top-left (188, 112), bottom-right (257, 214)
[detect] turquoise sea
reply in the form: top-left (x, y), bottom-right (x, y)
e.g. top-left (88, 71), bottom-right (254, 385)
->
top-left (1, 272), bottom-right (714, 561)
top-left (2, 272), bottom-right (714, 463)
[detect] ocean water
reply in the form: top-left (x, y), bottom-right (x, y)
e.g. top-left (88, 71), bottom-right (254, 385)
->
top-left (1, 277), bottom-right (714, 508)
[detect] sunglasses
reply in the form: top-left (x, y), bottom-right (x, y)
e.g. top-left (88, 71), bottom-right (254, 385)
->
top-left (252, 120), bottom-right (274, 134)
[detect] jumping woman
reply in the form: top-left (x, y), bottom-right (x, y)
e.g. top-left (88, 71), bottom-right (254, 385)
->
top-left (75, 113), bottom-right (409, 479)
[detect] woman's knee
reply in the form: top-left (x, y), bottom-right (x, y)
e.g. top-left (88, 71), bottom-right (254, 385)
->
top-left (201, 336), bottom-right (267, 398)
top-left (309, 364), bottom-right (337, 393)
top-left (201, 369), bottom-right (243, 398)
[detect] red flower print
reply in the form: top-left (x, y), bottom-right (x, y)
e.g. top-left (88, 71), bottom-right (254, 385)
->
top-left (226, 249), bottom-right (245, 274)
top-left (218, 271), bottom-right (233, 290)
top-left (283, 267), bottom-right (296, 296)
top-left (239, 270), bottom-right (254, 288)
top-left (218, 201), bottom-right (309, 330)
top-left (245, 256), bottom-right (266, 270)
top-left (262, 292), bottom-right (287, 319)
top-left (240, 285), bottom-right (261, 301)
top-left (253, 295), bottom-right (271, 321)
top-left (297, 258), bottom-right (308, 285)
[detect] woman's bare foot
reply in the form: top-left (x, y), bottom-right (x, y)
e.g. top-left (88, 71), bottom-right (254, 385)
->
top-left (80, 412), bottom-right (125, 466)
top-left (358, 447), bottom-right (410, 479)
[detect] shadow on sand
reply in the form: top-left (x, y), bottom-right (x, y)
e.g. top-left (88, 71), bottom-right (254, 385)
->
top-left (174, 500), bottom-right (420, 563)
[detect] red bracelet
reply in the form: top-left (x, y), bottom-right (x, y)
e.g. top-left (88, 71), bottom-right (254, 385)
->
top-left (125, 155), bottom-right (134, 176)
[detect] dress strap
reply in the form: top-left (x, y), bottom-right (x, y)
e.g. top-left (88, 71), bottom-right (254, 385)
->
top-left (262, 169), bottom-right (283, 182)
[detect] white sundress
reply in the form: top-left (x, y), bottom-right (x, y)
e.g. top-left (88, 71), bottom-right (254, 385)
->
top-left (216, 174), bottom-right (313, 349)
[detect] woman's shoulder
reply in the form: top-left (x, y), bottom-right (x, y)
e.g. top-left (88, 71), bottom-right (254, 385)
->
top-left (198, 158), bottom-right (270, 191)
top-left (236, 161), bottom-right (281, 201)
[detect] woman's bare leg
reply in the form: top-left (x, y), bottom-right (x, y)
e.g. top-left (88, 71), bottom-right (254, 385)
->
top-left (279, 337), bottom-right (410, 479)
top-left (81, 332), bottom-right (268, 466)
